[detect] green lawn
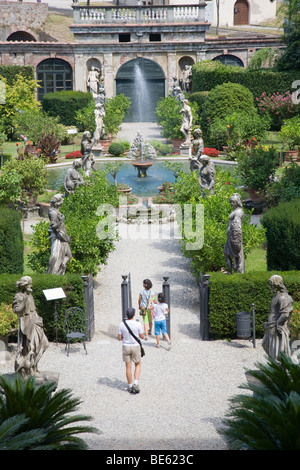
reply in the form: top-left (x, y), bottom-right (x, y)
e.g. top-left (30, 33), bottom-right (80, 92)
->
top-left (245, 247), bottom-right (267, 272)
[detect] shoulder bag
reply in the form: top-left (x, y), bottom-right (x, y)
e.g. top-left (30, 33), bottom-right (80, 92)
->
top-left (123, 321), bottom-right (145, 357)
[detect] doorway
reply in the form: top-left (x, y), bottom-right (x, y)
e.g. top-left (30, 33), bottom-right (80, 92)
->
top-left (116, 58), bottom-right (165, 122)
top-left (233, 0), bottom-right (249, 26)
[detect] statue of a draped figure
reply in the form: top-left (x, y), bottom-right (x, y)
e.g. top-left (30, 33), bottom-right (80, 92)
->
top-left (46, 194), bottom-right (72, 275)
top-left (189, 128), bottom-right (204, 172)
top-left (224, 193), bottom-right (245, 274)
top-left (12, 276), bottom-right (49, 379)
top-left (262, 275), bottom-right (293, 360)
top-left (87, 66), bottom-right (100, 98)
top-left (64, 159), bottom-right (84, 196)
top-left (81, 131), bottom-right (95, 176)
top-left (198, 155), bottom-right (215, 196)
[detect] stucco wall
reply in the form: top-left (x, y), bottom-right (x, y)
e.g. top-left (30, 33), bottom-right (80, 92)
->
top-left (0, 1), bottom-right (48, 41)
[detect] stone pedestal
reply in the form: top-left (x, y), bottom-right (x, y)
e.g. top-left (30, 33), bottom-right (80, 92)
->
top-left (92, 144), bottom-right (104, 158)
top-left (180, 143), bottom-right (190, 156)
top-left (1, 371), bottom-right (60, 390)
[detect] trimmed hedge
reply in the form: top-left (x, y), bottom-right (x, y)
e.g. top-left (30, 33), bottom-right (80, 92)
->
top-left (0, 273), bottom-right (85, 342)
top-left (262, 198), bottom-right (300, 271)
top-left (208, 271), bottom-right (300, 339)
top-left (192, 61), bottom-right (299, 99)
top-left (0, 65), bottom-right (34, 85)
top-left (0, 208), bottom-right (24, 274)
top-left (42, 90), bottom-right (94, 126)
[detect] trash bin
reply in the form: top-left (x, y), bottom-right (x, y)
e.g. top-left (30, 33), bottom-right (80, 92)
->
top-left (236, 311), bottom-right (251, 339)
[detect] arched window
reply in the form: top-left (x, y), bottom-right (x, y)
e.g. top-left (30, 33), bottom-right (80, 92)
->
top-left (7, 31), bottom-right (36, 42)
top-left (36, 59), bottom-right (73, 101)
top-left (213, 54), bottom-right (244, 67)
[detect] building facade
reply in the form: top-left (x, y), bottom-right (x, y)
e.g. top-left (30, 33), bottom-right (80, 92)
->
top-left (0, 1), bottom-right (281, 121)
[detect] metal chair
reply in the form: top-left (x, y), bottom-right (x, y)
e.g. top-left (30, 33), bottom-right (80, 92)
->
top-left (64, 307), bottom-right (87, 356)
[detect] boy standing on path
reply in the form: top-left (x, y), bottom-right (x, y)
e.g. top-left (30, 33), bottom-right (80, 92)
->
top-left (118, 308), bottom-right (144, 394)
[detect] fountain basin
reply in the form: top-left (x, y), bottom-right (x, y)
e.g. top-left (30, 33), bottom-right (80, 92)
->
top-left (132, 160), bottom-right (153, 177)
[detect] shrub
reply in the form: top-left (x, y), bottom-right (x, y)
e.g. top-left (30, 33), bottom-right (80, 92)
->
top-left (219, 353), bottom-right (300, 450)
top-left (280, 116), bottom-right (300, 150)
top-left (65, 150), bottom-right (82, 160)
top-left (208, 271), bottom-right (300, 339)
top-left (108, 142), bottom-right (125, 156)
top-left (28, 171), bottom-right (119, 276)
top-left (203, 147), bottom-right (219, 158)
top-left (192, 60), bottom-right (299, 99)
top-left (0, 170), bottom-right (22, 206)
top-left (0, 374), bottom-right (98, 450)
top-left (0, 208), bottom-right (24, 274)
top-left (173, 168), bottom-right (265, 275)
top-left (149, 140), bottom-right (172, 156)
top-left (155, 95), bottom-right (199, 140)
top-left (42, 90), bottom-right (94, 127)
top-left (262, 198), bottom-right (300, 271)
top-left (265, 163), bottom-right (300, 207)
top-left (236, 144), bottom-right (280, 193)
top-left (256, 91), bottom-right (300, 131)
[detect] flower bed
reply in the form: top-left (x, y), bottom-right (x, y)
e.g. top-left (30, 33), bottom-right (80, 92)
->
top-left (203, 147), bottom-right (219, 158)
top-left (65, 150), bottom-right (82, 159)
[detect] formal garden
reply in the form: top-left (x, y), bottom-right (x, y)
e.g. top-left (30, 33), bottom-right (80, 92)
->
top-left (0, 0), bottom-right (300, 448)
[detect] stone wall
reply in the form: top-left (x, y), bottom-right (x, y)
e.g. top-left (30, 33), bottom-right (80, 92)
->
top-left (0, 1), bottom-right (48, 41)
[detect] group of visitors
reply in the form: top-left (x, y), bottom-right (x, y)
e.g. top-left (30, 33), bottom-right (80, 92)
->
top-left (118, 279), bottom-right (171, 394)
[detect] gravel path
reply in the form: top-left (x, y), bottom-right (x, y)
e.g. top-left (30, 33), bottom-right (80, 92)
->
top-left (1, 221), bottom-right (266, 451)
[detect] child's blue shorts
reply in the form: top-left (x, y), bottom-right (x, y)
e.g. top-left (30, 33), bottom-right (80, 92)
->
top-left (155, 319), bottom-right (167, 336)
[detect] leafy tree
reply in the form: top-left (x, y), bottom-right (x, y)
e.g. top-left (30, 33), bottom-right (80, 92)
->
top-left (0, 171), bottom-right (22, 206)
top-left (155, 95), bottom-right (199, 140)
top-left (0, 374), bottom-right (98, 450)
top-left (219, 353), bottom-right (300, 450)
top-left (271, 0), bottom-right (300, 70)
top-left (173, 168), bottom-right (265, 275)
top-left (28, 170), bottom-right (119, 275)
top-left (0, 74), bottom-right (40, 139)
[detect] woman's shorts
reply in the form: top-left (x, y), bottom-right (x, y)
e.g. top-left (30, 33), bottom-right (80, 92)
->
top-left (154, 319), bottom-right (167, 336)
top-left (122, 345), bottom-right (141, 363)
top-left (142, 308), bottom-right (152, 324)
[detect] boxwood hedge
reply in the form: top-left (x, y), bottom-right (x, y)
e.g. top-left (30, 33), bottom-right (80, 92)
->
top-left (208, 271), bottom-right (300, 339)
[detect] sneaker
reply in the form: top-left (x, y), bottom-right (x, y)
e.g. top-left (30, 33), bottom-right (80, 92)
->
top-left (167, 341), bottom-right (172, 350)
top-left (131, 384), bottom-right (140, 394)
top-left (127, 385), bottom-right (133, 393)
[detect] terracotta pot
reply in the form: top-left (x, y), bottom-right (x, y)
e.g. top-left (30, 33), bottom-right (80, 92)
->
top-left (101, 139), bottom-right (112, 152)
top-left (285, 149), bottom-right (298, 162)
top-left (246, 187), bottom-right (264, 203)
top-left (171, 139), bottom-right (185, 153)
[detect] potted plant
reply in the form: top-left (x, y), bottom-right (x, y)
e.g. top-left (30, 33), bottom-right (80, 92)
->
top-left (0, 303), bottom-right (18, 347)
top-left (117, 183), bottom-right (132, 194)
top-left (236, 144), bottom-right (280, 201)
top-left (280, 117), bottom-right (300, 162)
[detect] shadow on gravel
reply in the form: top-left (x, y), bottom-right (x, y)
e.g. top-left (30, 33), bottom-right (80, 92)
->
top-left (178, 323), bottom-right (201, 340)
top-left (97, 376), bottom-right (126, 391)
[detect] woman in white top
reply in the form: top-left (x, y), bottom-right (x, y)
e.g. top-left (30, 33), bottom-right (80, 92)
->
top-left (138, 279), bottom-right (155, 340)
top-left (152, 293), bottom-right (171, 350)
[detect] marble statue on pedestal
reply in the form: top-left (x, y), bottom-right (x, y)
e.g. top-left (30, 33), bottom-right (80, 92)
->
top-left (12, 276), bottom-right (49, 379)
top-left (224, 193), bottom-right (245, 274)
top-left (87, 66), bottom-right (101, 98)
top-left (262, 275), bottom-right (293, 360)
top-left (180, 64), bottom-right (192, 93)
top-left (46, 194), bottom-right (72, 275)
top-left (180, 99), bottom-right (193, 145)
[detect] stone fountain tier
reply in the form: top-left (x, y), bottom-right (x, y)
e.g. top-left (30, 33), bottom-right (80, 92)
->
top-left (132, 159), bottom-right (153, 177)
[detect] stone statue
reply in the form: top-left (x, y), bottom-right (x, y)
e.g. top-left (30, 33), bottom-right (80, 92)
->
top-left (180, 64), bottom-right (192, 93)
top-left (87, 66), bottom-right (101, 98)
top-left (81, 130), bottom-right (95, 176)
top-left (262, 275), bottom-right (293, 360)
top-left (12, 276), bottom-right (49, 379)
top-left (189, 128), bottom-right (204, 171)
top-left (180, 99), bottom-right (193, 145)
top-left (93, 101), bottom-right (106, 143)
top-left (224, 193), bottom-right (245, 274)
top-left (64, 159), bottom-right (84, 196)
top-left (198, 155), bottom-right (215, 195)
top-left (173, 86), bottom-right (185, 103)
top-left (46, 194), bottom-right (72, 275)
top-left (170, 77), bottom-right (179, 98)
